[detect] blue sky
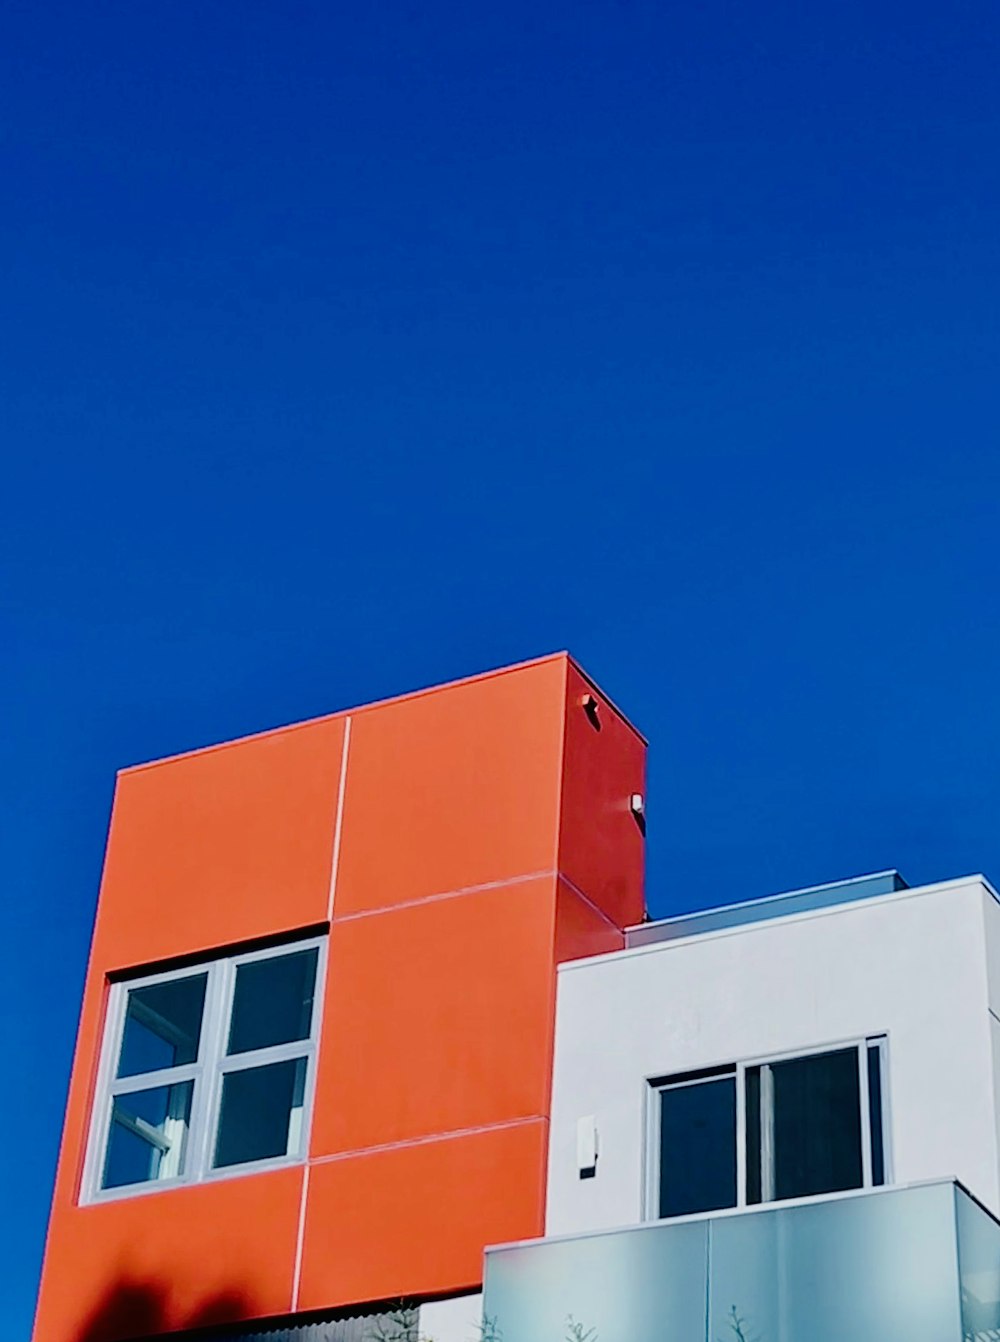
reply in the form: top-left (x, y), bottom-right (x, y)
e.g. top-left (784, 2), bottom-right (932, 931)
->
top-left (3, 0), bottom-right (1000, 1333)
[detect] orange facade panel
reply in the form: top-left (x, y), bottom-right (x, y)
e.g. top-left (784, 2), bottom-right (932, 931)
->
top-left (313, 877), bottom-right (559, 1157)
top-left (334, 659), bottom-right (566, 917)
top-left (297, 1120), bottom-right (549, 1311)
top-left (94, 716), bottom-right (346, 970)
top-left (33, 1166), bottom-right (303, 1342)
top-left (34, 655), bottom-right (647, 1342)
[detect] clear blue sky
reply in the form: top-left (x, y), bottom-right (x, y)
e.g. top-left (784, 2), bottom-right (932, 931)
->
top-left (3, 0), bottom-right (999, 1333)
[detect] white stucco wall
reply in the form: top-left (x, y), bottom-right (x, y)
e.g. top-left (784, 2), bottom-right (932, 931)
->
top-left (980, 887), bottom-right (1000, 1210)
top-left (546, 877), bottom-right (1000, 1236)
top-left (419, 1295), bottom-right (484, 1342)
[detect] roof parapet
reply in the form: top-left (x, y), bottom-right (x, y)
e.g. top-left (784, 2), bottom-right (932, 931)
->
top-left (626, 870), bottom-right (908, 948)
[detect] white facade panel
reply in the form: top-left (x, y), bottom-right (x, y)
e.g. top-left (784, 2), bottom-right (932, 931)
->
top-left (546, 878), bottom-right (1000, 1236)
top-left (981, 885), bottom-right (1000, 1013)
top-left (418, 1294), bottom-right (484, 1342)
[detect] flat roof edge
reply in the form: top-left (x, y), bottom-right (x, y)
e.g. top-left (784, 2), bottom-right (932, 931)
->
top-left (118, 652), bottom-right (573, 775)
top-left (627, 869), bottom-right (907, 939)
top-left (119, 651), bottom-right (647, 776)
top-left (557, 874), bottom-right (998, 973)
top-left (564, 654), bottom-right (648, 744)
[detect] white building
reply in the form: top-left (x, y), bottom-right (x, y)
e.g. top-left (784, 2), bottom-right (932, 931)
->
top-left (485, 871), bottom-right (1000, 1342)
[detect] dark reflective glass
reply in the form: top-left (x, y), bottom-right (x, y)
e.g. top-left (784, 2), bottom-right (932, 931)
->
top-left (745, 1065), bottom-right (762, 1204)
top-left (102, 1081), bottom-right (193, 1188)
top-left (227, 949), bottom-right (318, 1056)
top-left (771, 1048), bottom-right (863, 1200)
top-left (213, 1058), bottom-right (306, 1168)
top-left (118, 974), bottom-right (207, 1078)
top-left (868, 1044), bottom-right (885, 1186)
top-left (659, 1076), bottom-right (737, 1217)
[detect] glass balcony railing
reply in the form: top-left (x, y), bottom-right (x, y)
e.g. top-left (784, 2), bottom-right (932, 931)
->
top-left (483, 1181), bottom-right (1000, 1342)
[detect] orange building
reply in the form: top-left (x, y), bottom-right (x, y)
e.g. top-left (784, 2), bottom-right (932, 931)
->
top-left (33, 654), bottom-right (646, 1342)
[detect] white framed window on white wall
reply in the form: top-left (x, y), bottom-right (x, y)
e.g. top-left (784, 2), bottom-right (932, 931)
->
top-left (645, 1037), bottom-right (889, 1221)
top-left (83, 935), bottom-right (326, 1201)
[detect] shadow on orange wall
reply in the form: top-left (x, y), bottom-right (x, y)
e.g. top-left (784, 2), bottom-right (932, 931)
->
top-left (74, 1277), bottom-right (253, 1342)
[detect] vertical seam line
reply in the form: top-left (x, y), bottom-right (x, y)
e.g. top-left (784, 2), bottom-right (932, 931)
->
top-left (290, 1161), bottom-right (311, 1310)
top-left (327, 716), bottom-right (353, 922)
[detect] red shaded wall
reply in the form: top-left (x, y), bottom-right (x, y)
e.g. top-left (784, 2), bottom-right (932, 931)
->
top-left (33, 654), bottom-right (646, 1342)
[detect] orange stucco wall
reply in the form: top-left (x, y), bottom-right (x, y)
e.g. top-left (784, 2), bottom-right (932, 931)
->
top-left (33, 654), bottom-right (646, 1342)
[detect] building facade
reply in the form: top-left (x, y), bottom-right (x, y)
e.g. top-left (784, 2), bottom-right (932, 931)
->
top-left (33, 655), bottom-right (1000, 1342)
top-left (502, 870), bottom-right (1000, 1342)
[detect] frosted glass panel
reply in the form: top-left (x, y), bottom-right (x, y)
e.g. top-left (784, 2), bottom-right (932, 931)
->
top-left (956, 1187), bottom-right (1000, 1340)
top-left (710, 1183), bottom-right (959, 1342)
top-left (483, 1219), bottom-right (707, 1342)
top-left (485, 1182), bottom-right (977, 1342)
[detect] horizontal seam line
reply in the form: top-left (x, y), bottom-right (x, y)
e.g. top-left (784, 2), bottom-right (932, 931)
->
top-left (308, 1116), bottom-right (548, 1165)
top-left (334, 871), bottom-right (557, 920)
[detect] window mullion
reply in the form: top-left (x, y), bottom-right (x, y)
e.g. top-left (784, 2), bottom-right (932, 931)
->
top-left (643, 1084), bottom-right (659, 1219)
top-left (760, 1063), bottom-right (775, 1203)
top-left (82, 981), bottom-right (129, 1200)
top-left (108, 1063), bottom-right (200, 1096)
top-left (872, 1037), bottom-right (890, 1183)
top-left (735, 1062), bottom-right (747, 1207)
top-left (296, 933), bottom-right (328, 1164)
top-left (219, 1040), bottom-right (314, 1074)
top-left (858, 1043), bottom-right (873, 1187)
top-left (190, 960), bottom-right (231, 1179)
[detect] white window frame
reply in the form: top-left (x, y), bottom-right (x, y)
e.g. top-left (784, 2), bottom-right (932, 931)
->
top-left (643, 1035), bottom-right (891, 1221)
top-left (82, 934), bottom-right (327, 1204)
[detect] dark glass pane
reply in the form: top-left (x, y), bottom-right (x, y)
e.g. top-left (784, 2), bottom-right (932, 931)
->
top-left (771, 1048), bottom-right (863, 1201)
top-left (118, 974), bottom-right (207, 1078)
top-left (102, 1081), bottom-right (193, 1189)
top-left (659, 1077), bottom-right (737, 1218)
top-left (213, 1058), bottom-right (306, 1168)
top-left (868, 1044), bottom-right (885, 1186)
top-left (745, 1065), bottom-right (762, 1204)
top-left (227, 949), bottom-right (318, 1056)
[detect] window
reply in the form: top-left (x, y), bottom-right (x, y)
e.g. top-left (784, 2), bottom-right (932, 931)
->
top-left (648, 1038), bottom-right (888, 1220)
top-left (85, 937), bottom-right (324, 1199)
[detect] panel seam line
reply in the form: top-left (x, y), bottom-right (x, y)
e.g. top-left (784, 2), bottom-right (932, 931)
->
top-left (335, 869), bottom-right (623, 930)
top-left (307, 1115), bottom-right (548, 1166)
top-left (555, 872), bottom-right (623, 934)
top-left (335, 870), bottom-right (556, 921)
top-left (327, 716), bottom-right (353, 922)
top-left (290, 1161), bottom-right (310, 1310)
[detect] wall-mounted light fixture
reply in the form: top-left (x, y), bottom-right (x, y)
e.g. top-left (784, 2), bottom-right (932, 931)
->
top-left (629, 792), bottom-right (646, 835)
top-left (577, 1115), bottom-right (598, 1178)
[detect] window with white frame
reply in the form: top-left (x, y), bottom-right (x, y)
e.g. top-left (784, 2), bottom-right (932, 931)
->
top-left (648, 1038), bottom-right (888, 1220)
top-left (85, 937), bottom-right (324, 1199)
